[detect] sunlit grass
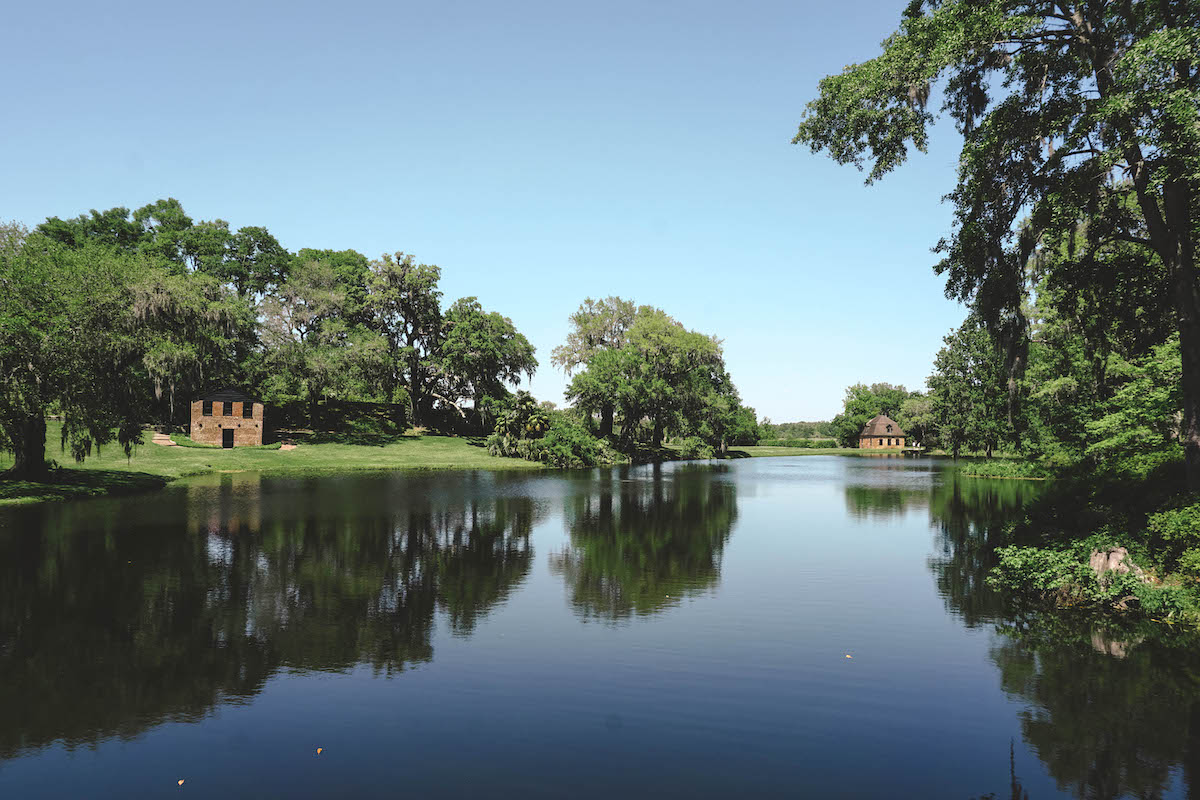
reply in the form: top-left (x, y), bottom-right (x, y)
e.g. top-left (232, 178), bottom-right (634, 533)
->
top-left (0, 421), bottom-right (543, 505)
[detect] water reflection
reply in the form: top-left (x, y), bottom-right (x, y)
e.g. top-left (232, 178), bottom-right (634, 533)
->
top-left (549, 465), bottom-right (737, 621)
top-left (914, 470), bottom-right (1200, 799)
top-left (11, 457), bottom-right (1200, 798)
top-left (844, 483), bottom-right (930, 519)
top-left (988, 615), bottom-right (1200, 799)
top-left (0, 471), bottom-right (539, 760)
top-left (928, 474), bottom-right (1035, 628)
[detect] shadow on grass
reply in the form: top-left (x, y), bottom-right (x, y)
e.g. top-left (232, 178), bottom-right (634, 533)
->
top-left (299, 430), bottom-right (422, 447)
top-left (722, 450), bottom-right (753, 459)
top-left (0, 469), bottom-right (169, 505)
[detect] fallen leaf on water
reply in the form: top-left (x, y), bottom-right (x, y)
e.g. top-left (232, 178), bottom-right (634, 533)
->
top-left (845, 655), bottom-right (853, 659)
top-left (178, 779), bottom-right (185, 786)
top-left (316, 748), bottom-right (323, 755)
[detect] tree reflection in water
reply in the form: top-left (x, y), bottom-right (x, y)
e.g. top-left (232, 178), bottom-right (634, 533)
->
top-left (927, 472), bottom-right (1034, 628)
top-left (986, 615), bottom-right (1200, 800)
top-left (549, 465), bottom-right (737, 621)
top-left (0, 471), bottom-right (538, 760)
top-left (915, 468), bottom-right (1200, 800)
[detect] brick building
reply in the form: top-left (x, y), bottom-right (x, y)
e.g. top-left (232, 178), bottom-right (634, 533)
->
top-left (190, 389), bottom-right (265, 448)
top-left (858, 414), bottom-right (905, 449)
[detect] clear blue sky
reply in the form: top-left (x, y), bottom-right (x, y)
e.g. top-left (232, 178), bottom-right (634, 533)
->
top-left (2, 0), bottom-right (969, 421)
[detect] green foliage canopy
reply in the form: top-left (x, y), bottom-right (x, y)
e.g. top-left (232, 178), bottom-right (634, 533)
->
top-left (795, 0), bottom-right (1200, 484)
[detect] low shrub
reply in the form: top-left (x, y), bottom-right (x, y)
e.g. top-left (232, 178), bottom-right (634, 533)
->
top-left (487, 416), bottom-right (616, 468)
top-left (989, 543), bottom-right (1200, 620)
top-left (960, 460), bottom-right (1051, 479)
top-left (678, 436), bottom-right (715, 459)
top-left (989, 546), bottom-right (1091, 602)
top-left (1147, 503), bottom-right (1200, 547)
top-left (1176, 548), bottom-right (1200, 579)
top-left (538, 418), bottom-right (609, 467)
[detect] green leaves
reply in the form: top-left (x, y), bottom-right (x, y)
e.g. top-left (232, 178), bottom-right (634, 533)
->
top-left (1086, 336), bottom-right (1183, 461)
top-left (928, 316), bottom-right (1011, 457)
top-left (550, 296), bottom-right (639, 373)
top-left (440, 297), bottom-right (537, 424)
top-left (793, 0), bottom-right (1028, 182)
top-left (797, 0), bottom-right (1200, 480)
top-left (561, 302), bottom-right (746, 451)
top-left (365, 252), bottom-right (443, 423)
top-left (0, 229), bottom-right (237, 474)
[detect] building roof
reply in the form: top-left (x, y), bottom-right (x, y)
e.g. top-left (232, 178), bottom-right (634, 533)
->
top-left (859, 414), bottom-right (905, 438)
top-left (194, 388), bottom-right (263, 403)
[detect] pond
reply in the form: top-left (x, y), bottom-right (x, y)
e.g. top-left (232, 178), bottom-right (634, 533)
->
top-left (2, 456), bottom-right (1199, 798)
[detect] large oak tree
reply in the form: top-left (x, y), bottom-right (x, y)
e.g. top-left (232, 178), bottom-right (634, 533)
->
top-left (794, 0), bottom-right (1200, 485)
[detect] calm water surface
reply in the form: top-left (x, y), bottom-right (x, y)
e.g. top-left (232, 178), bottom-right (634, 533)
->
top-left (2, 456), bottom-right (1199, 798)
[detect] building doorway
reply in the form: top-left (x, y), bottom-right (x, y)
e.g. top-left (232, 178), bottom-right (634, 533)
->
top-left (222, 429), bottom-right (234, 449)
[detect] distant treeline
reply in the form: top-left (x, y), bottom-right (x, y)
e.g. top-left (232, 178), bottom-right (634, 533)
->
top-left (759, 420), bottom-right (836, 440)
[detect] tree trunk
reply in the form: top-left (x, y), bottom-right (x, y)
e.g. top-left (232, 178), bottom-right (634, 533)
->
top-left (651, 415), bottom-right (663, 448)
top-left (308, 387), bottom-right (321, 431)
top-left (409, 385), bottom-right (424, 428)
top-left (600, 403), bottom-right (614, 438)
top-left (474, 391), bottom-right (487, 434)
top-left (1172, 251), bottom-right (1200, 492)
top-left (4, 416), bottom-right (48, 481)
top-left (1163, 179), bottom-right (1200, 491)
top-left (407, 359), bottom-right (423, 428)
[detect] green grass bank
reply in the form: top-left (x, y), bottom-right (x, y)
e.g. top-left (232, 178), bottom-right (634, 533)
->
top-left (0, 422), bottom-right (543, 506)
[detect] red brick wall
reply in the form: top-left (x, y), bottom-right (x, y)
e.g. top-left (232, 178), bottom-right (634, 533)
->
top-left (858, 436), bottom-right (905, 449)
top-left (190, 400), bottom-right (264, 446)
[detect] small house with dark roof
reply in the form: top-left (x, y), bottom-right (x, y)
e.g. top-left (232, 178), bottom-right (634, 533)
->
top-left (859, 414), bottom-right (905, 449)
top-left (190, 389), bottom-right (265, 448)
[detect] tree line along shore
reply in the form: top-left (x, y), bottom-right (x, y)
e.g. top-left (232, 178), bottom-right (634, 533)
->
top-left (4, 0), bottom-right (1199, 623)
top-left (0, 419), bottom-right (887, 507)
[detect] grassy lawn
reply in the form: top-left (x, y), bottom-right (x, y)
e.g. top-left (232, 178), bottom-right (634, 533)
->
top-left (0, 422), bottom-right (543, 506)
top-left (0, 469), bottom-right (169, 506)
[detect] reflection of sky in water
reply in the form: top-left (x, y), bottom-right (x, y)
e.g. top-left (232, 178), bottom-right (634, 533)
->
top-left (0, 459), bottom-right (1194, 798)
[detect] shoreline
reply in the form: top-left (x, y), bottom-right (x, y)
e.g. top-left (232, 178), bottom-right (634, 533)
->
top-left (0, 437), bottom-right (928, 507)
top-left (7, 421), bottom-right (1030, 507)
